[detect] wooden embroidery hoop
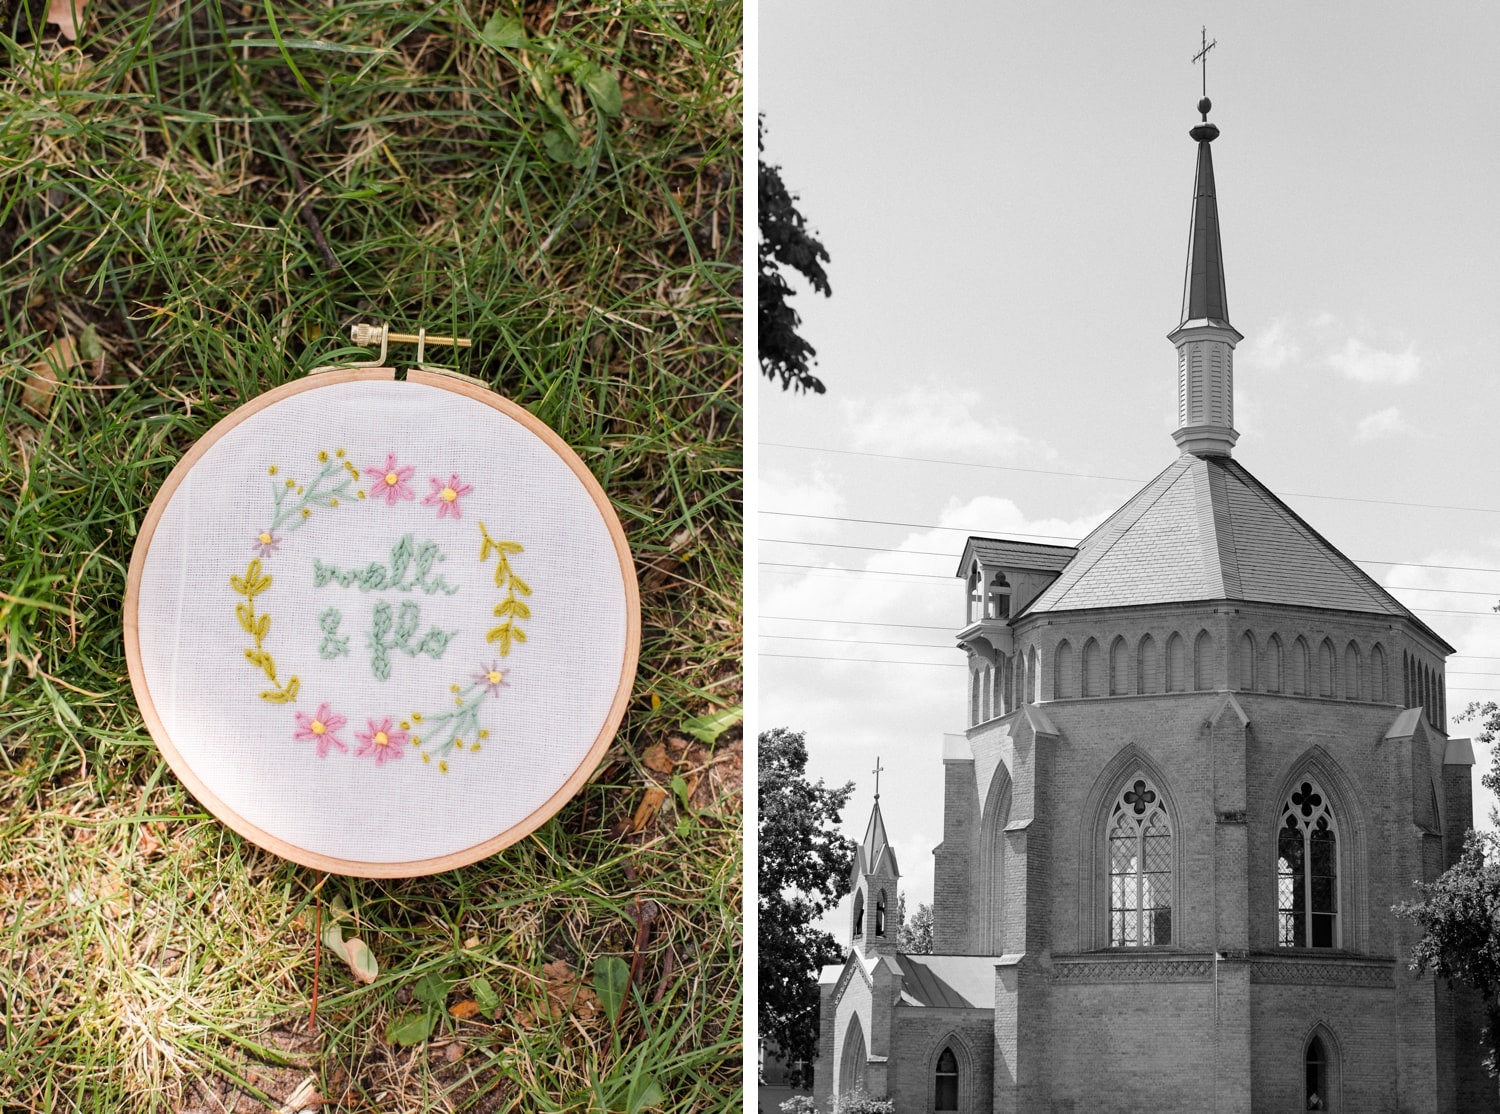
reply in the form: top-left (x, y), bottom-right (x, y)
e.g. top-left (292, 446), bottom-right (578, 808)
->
top-left (124, 348), bottom-right (641, 878)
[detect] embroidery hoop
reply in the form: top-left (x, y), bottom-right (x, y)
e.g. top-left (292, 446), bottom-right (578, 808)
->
top-left (124, 351), bottom-right (641, 877)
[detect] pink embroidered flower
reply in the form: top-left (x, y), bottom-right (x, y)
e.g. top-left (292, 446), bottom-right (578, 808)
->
top-left (293, 703), bottom-right (348, 758)
top-left (365, 453), bottom-right (416, 506)
top-left (251, 529), bottom-right (281, 558)
top-left (355, 717), bottom-right (409, 765)
top-left (422, 474), bottom-right (472, 519)
top-left (471, 662), bottom-right (511, 697)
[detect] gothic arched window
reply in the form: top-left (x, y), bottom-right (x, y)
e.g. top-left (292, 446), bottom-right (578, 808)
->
top-left (967, 566), bottom-right (982, 624)
top-left (852, 890), bottom-right (865, 939)
top-left (874, 891), bottom-right (887, 937)
top-left (1278, 780), bottom-right (1339, 948)
top-left (986, 571), bottom-right (1011, 620)
top-left (1108, 775), bottom-right (1172, 946)
top-left (935, 1046), bottom-right (959, 1111)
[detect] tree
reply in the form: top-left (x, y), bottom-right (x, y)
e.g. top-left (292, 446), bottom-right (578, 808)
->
top-left (1394, 830), bottom-right (1500, 1074)
top-left (759, 117), bottom-right (831, 394)
top-left (1458, 699), bottom-right (1500, 826)
top-left (759, 727), bottom-right (856, 1079)
top-left (896, 892), bottom-right (934, 954)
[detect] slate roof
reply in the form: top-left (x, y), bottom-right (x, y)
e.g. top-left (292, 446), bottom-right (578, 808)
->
top-left (1019, 453), bottom-right (1453, 652)
top-left (1179, 121), bottom-right (1233, 330)
top-left (856, 800), bottom-right (898, 878)
top-left (892, 954), bottom-right (997, 1010)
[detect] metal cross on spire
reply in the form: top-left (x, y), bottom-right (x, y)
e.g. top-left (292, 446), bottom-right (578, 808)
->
top-left (872, 757), bottom-right (884, 801)
top-left (1192, 26), bottom-right (1217, 101)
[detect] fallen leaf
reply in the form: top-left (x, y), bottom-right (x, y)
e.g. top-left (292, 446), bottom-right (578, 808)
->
top-left (471, 975), bottom-right (499, 1018)
top-left (642, 743), bottom-right (674, 774)
top-left (45, 0), bottom-right (84, 40)
top-left (275, 1075), bottom-right (324, 1114)
top-left (630, 786), bottom-right (668, 833)
top-left (22, 335), bottom-right (76, 414)
top-left (592, 956), bottom-right (629, 1023)
top-left (444, 1040), bottom-right (464, 1062)
top-left (449, 999), bottom-right (481, 1020)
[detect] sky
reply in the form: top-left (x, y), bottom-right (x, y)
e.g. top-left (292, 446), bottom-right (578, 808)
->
top-left (756, 1), bottom-right (1500, 938)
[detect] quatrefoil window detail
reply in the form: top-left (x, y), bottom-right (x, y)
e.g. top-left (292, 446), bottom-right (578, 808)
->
top-left (1124, 780), bottom-right (1157, 815)
top-left (1109, 773), bottom-right (1171, 947)
top-left (1291, 782), bottom-right (1322, 818)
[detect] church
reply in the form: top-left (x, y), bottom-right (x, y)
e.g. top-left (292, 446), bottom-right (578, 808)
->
top-left (815, 93), bottom-right (1496, 1114)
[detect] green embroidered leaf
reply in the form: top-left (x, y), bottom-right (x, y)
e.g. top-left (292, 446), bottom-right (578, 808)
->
top-left (509, 575), bottom-right (531, 597)
top-left (235, 603), bottom-right (256, 632)
top-left (386, 1011), bottom-right (434, 1046)
top-left (471, 975), bottom-right (500, 1019)
top-left (592, 956), bottom-right (630, 1023)
top-left (413, 971), bottom-right (451, 1008)
top-left (682, 705), bottom-right (743, 745)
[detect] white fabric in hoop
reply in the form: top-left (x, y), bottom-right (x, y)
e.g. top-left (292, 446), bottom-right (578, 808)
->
top-left (130, 376), bottom-right (630, 870)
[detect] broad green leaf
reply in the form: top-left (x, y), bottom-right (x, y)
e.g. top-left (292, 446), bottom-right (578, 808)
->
top-left (413, 971), bottom-right (450, 1007)
top-left (79, 324), bottom-right (103, 362)
top-left (592, 955), bottom-right (630, 1022)
top-left (579, 62), bottom-right (623, 117)
top-left (627, 1075), bottom-right (665, 1113)
top-left (472, 975), bottom-right (500, 1019)
top-left (386, 1011), bottom-right (434, 1046)
top-left (330, 894), bottom-right (348, 918)
top-left (321, 923), bottom-right (349, 963)
top-left (344, 937), bottom-right (378, 984)
top-left (670, 773), bottom-right (690, 812)
top-left (682, 705), bottom-right (742, 745)
top-left (478, 12), bottom-right (527, 50)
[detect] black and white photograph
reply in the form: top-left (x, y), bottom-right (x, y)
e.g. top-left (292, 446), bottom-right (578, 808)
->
top-left (758, 4), bottom-right (1500, 1112)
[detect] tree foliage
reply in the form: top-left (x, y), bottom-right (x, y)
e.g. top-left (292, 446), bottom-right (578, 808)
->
top-left (759, 117), bottom-right (831, 394)
top-left (896, 892), bottom-right (934, 954)
top-left (1394, 830), bottom-right (1500, 1075)
top-left (759, 727), bottom-right (856, 1075)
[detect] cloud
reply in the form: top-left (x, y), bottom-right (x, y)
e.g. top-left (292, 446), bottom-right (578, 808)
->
top-left (841, 388), bottom-right (1056, 462)
top-left (1353, 406), bottom-right (1413, 444)
top-left (1239, 318), bottom-right (1300, 372)
top-left (1326, 338), bottom-right (1421, 385)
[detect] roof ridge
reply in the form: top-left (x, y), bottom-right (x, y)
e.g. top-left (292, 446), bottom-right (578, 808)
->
top-left (1222, 460), bottom-right (1437, 629)
top-left (1042, 457), bottom-right (1197, 612)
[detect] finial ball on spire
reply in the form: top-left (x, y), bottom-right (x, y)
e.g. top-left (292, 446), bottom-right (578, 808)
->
top-left (1198, 96), bottom-right (1212, 117)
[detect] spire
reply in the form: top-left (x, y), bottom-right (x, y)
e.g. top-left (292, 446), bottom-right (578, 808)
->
top-left (1179, 103), bottom-right (1231, 329)
top-left (1168, 91), bottom-right (1244, 458)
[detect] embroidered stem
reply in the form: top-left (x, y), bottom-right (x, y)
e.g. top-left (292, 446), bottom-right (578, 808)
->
top-left (412, 682), bottom-right (485, 760)
top-left (230, 558), bottom-right (300, 703)
top-left (269, 454), bottom-right (354, 534)
top-left (478, 522), bottom-right (530, 655)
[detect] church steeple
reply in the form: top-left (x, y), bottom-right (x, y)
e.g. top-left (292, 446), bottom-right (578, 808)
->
top-left (1168, 94), bottom-right (1244, 458)
top-left (848, 769), bottom-right (901, 957)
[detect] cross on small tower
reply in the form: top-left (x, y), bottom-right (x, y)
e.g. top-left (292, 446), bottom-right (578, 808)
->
top-left (1192, 26), bottom-right (1217, 101)
top-left (872, 757), bottom-right (884, 801)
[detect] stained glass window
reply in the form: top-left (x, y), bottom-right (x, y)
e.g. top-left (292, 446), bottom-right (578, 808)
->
top-left (1108, 776), bottom-right (1172, 946)
top-left (1305, 1035), bottom-right (1328, 1109)
top-left (935, 1047), bottom-right (959, 1111)
top-left (1277, 780), bottom-right (1339, 948)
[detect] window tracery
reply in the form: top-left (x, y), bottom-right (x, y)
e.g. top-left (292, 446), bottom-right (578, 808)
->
top-left (1278, 780), bottom-right (1339, 948)
top-left (935, 1046), bottom-right (959, 1111)
top-left (1108, 775), bottom-right (1172, 946)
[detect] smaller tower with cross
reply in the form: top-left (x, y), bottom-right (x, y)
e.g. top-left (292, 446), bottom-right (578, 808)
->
top-left (848, 770), bottom-right (902, 958)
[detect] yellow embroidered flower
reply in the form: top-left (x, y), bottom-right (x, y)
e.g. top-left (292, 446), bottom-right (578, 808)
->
top-left (285, 478), bottom-right (296, 488)
top-left (301, 507), bottom-right (312, 518)
top-left (318, 450), bottom-right (329, 462)
top-left (329, 498), bottom-right (339, 508)
top-left (400, 721), bottom-right (410, 730)
top-left (335, 448), bottom-right (345, 458)
top-left (268, 465), bottom-right (278, 475)
top-left (357, 490), bottom-right (367, 499)
top-left (439, 761), bottom-right (448, 773)
top-left (478, 729), bottom-right (489, 740)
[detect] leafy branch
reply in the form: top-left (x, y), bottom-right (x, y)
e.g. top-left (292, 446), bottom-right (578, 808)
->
top-left (478, 522), bottom-right (531, 656)
top-left (230, 558), bottom-right (299, 704)
top-left (269, 453), bottom-right (354, 533)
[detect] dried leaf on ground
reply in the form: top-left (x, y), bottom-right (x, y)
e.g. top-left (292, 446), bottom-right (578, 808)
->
top-left (45, 0), bottom-right (84, 39)
top-left (542, 959), bottom-right (599, 1019)
top-left (22, 335), bottom-right (77, 414)
top-left (641, 743), bottom-right (674, 773)
top-left (449, 999), bottom-right (481, 1020)
top-left (630, 786), bottom-right (668, 833)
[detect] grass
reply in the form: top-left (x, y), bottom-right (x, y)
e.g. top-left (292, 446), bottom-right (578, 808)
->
top-left (0, 0), bottom-right (742, 1109)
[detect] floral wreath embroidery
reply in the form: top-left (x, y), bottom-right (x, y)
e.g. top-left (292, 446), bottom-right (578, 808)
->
top-left (228, 448), bottom-right (531, 774)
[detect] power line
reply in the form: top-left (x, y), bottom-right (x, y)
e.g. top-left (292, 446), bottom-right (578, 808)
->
top-left (762, 534), bottom-right (1500, 581)
top-left (762, 652), bottom-right (967, 669)
top-left (764, 442), bottom-right (1500, 516)
top-left (762, 632), bottom-right (956, 651)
